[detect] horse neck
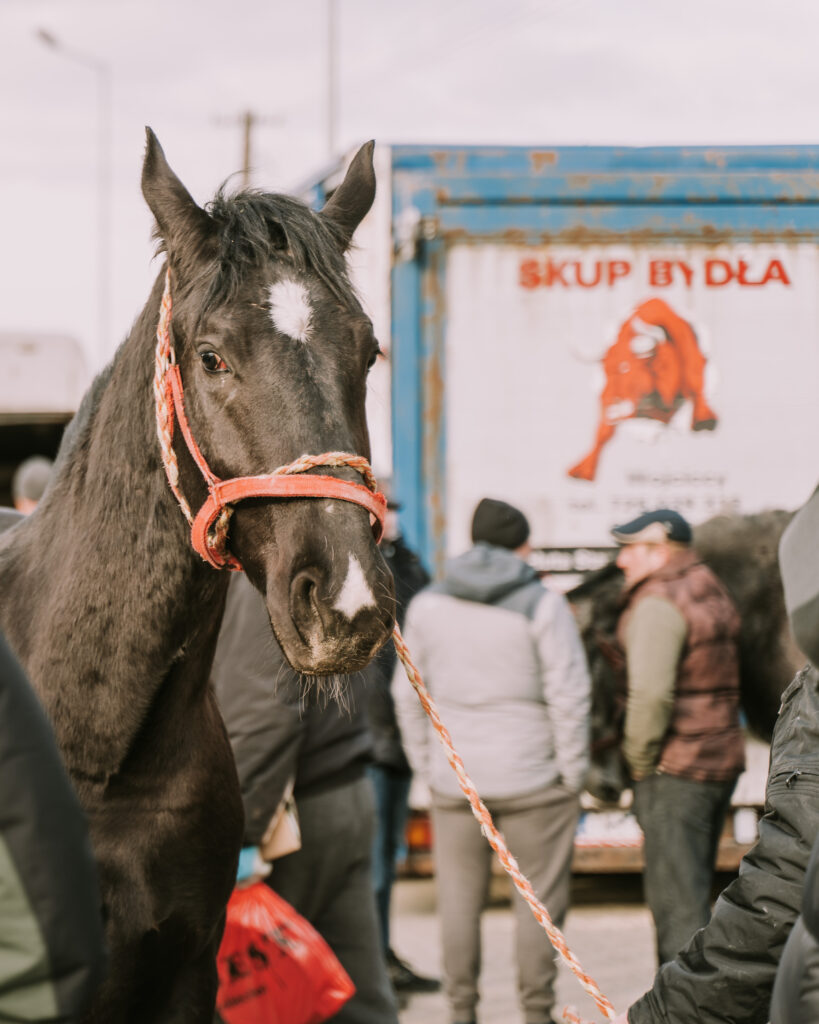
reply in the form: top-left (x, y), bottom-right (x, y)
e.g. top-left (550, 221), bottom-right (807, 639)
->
top-left (2, 273), bottom-right (229, 783)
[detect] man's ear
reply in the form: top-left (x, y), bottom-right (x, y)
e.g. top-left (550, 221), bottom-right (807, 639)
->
top-left (141, 128), bottom-right (215, 270)
top-left (319, 140), bottom-right (376, 251)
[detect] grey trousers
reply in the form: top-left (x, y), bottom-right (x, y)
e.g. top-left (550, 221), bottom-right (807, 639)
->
top-left (267, 774), bottom-right (399, 1024)
top-left (431, 785), bottom-right (580, 1024)
top-left (632, 772), bottom-right (737, 965)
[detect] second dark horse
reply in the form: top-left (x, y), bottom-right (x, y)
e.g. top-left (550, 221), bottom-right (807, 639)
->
top-left (0, 132), bottom-right (395, 1022)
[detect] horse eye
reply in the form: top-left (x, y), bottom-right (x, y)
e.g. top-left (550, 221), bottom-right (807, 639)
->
top-left (367, 346), bottom-right (383, 372)
top-left (200, 350), bottom-right (229, 374)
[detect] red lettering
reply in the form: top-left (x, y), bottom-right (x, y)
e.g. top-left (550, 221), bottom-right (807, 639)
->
top-left (736, 259), bottom-right (756, 286)
top-left (759, 258), bottom-right (791, 286)
top-left (544, 260), bottom-right (569, 286)
top-left (677, 261), bottom-right (694, 286)
top-left (607, 260), bottom-right (631, 285)
top-left (705, 259), bottom-right (735, 286)
top-left (649, 260), bottom-right (673, 286)
top-left (519, 259), bottom-right (541, 289)
top-left (576, 261), bottom-right (602, 288)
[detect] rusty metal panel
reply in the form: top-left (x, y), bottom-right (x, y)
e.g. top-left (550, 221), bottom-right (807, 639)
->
top-left (443, 240), bottom-right (819, 554)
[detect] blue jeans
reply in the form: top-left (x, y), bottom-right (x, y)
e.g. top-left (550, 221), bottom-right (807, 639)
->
top-left (367, 764), bottom-right (412, 951)
top-left (633, 772), bottom-right (737, 964)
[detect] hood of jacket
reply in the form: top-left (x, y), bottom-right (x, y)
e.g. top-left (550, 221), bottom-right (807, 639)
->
top-left (780, 485), bottom-right (819, 669)
top-left (436, 542), bottom-right (539, 605)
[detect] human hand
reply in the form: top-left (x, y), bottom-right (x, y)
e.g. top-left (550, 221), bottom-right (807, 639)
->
top-left (236, 846), bottom-right (272, 886)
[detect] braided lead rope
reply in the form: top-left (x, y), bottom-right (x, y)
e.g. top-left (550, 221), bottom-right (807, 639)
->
top-left (270, 451), bottom-right (379, 492)
top-left (392, 624), bottom-right (617, 1024)
top-left (154, 268), bottom-right (194, 525)
top-left (210, 506), bottom-right (235, 562)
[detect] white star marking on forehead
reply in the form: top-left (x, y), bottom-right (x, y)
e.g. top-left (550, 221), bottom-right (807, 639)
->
top-left (268, 277), bottom-right (313, 342)
top-left (333, 554), bottom-right (377, 620)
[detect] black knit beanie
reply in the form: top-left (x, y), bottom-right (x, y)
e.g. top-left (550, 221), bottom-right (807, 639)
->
top-left (471, 498), bottom-right (530, 550)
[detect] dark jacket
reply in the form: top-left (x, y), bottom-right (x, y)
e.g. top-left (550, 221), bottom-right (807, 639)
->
top-left (211, 572), bottom-right (373, 847)
top-left (617, 549), bottom-right (744, 782)
top-left (363, 534), bottom-right (429, 772)
top-left (769, 483), bottom-right (819, 1022)
top-left (629, 662), bottom-right (819, 1024)
top-left (770, 829), bottom-right (819, 1023)
top-left (0, 632), bottom-right (107, 1021)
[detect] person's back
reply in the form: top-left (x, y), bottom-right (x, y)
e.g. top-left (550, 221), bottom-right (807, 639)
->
top-left (399, 540), bottom-right (589, 799)
top-left (360, 500), bottom-right (439, 1000)
top-left (366, 529), bottom-right (429, 774)
top-left (211, 571), bottom-right (398, 1024)
top-left (0, 631), bottom-right (107, 1021)
top-left (395, 497), bottom-right (590, 1024)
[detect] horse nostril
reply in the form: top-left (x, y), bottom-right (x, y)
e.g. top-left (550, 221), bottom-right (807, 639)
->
top-left (290, 568), bottom-right (322, 637)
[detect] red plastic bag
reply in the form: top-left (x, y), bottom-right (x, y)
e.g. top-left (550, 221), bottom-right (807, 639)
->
top-left (216, 883), bottom-right (355, 1024)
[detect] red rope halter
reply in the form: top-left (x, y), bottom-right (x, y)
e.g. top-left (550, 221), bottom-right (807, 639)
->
top-left (153, 268), bottom-right (386, 570)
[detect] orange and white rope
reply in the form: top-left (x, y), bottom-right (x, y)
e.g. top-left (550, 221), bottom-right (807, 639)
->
top-left (393, 623), bottom-right (617, 1024)
top-left (153, 268), bottom-right (193, 525)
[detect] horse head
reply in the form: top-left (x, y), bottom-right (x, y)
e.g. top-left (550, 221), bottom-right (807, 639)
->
top-left (141, 130), bottom-right (395, 675)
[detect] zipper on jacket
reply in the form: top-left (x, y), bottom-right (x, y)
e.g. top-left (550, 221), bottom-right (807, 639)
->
top-left (769, 766), bottom-right (819, 787)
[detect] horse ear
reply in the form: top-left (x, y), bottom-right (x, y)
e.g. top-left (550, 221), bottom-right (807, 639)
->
top-left (320, 140), bottom-right (376, 250)
top-left (141, 128), bottom-right (214, 267)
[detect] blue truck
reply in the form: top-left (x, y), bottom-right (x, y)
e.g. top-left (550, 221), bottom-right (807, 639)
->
top-left (304, 143), bottom-right (819, 871)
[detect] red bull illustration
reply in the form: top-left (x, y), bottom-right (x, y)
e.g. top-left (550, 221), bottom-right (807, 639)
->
top-left (568, 297), bottom-right (718, 481)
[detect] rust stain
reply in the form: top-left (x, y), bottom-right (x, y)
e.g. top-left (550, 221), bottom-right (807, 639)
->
top-left (566, 173), bottom-right (594, 191)
top-left (530, 150), bottom-right (558, 173)
top-left (432, 151), bottom-right (465, 175)
top-left (699, 150), bottom-right (728, 170)
top-left (441, 223), bottom-right (817, 247)
top-left (420, 253), bottom-right (447, 570)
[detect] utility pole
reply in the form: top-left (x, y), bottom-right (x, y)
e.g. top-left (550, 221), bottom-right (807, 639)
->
top-left (213, 110), bottom-right (283, 189)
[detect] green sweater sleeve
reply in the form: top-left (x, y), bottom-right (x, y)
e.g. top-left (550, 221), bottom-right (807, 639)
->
top-left (622, 595), bottom-right (687, 778)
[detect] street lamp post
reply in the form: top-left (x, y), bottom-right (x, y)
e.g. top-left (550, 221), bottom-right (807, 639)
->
top-left (36, 29), bottom-right (112, 367)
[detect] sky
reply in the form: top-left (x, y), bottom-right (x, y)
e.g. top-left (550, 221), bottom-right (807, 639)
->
top-left (2, 0), bottom-right (819, 372)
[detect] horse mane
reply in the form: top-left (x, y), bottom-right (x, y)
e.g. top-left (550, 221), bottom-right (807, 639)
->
top-left (155, 187), bottom-right (358, 313)
top-left (52, 364), bottom-right (115, 467)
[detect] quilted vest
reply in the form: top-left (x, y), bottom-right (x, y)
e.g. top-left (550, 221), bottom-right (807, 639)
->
top-left (617, 549), bottom-right (745, 782)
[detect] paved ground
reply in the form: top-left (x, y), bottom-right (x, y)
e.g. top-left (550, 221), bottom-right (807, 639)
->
top-left (391, 874), bottom-right (657, 1024)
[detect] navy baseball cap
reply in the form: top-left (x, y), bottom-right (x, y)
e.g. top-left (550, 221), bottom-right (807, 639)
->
top-left (610, 508), bottom-right (692, 545)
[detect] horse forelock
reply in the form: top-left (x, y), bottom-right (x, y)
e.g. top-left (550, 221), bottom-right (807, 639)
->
top-left (198, 188), bottom-right (358, 314)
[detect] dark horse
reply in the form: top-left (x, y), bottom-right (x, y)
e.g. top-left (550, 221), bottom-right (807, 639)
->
top-left (0, 131), bottom-right (395, 1022)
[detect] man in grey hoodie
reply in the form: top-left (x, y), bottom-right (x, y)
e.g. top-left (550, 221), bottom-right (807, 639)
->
top-left (394, 498), bottom-right (591, 1024)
